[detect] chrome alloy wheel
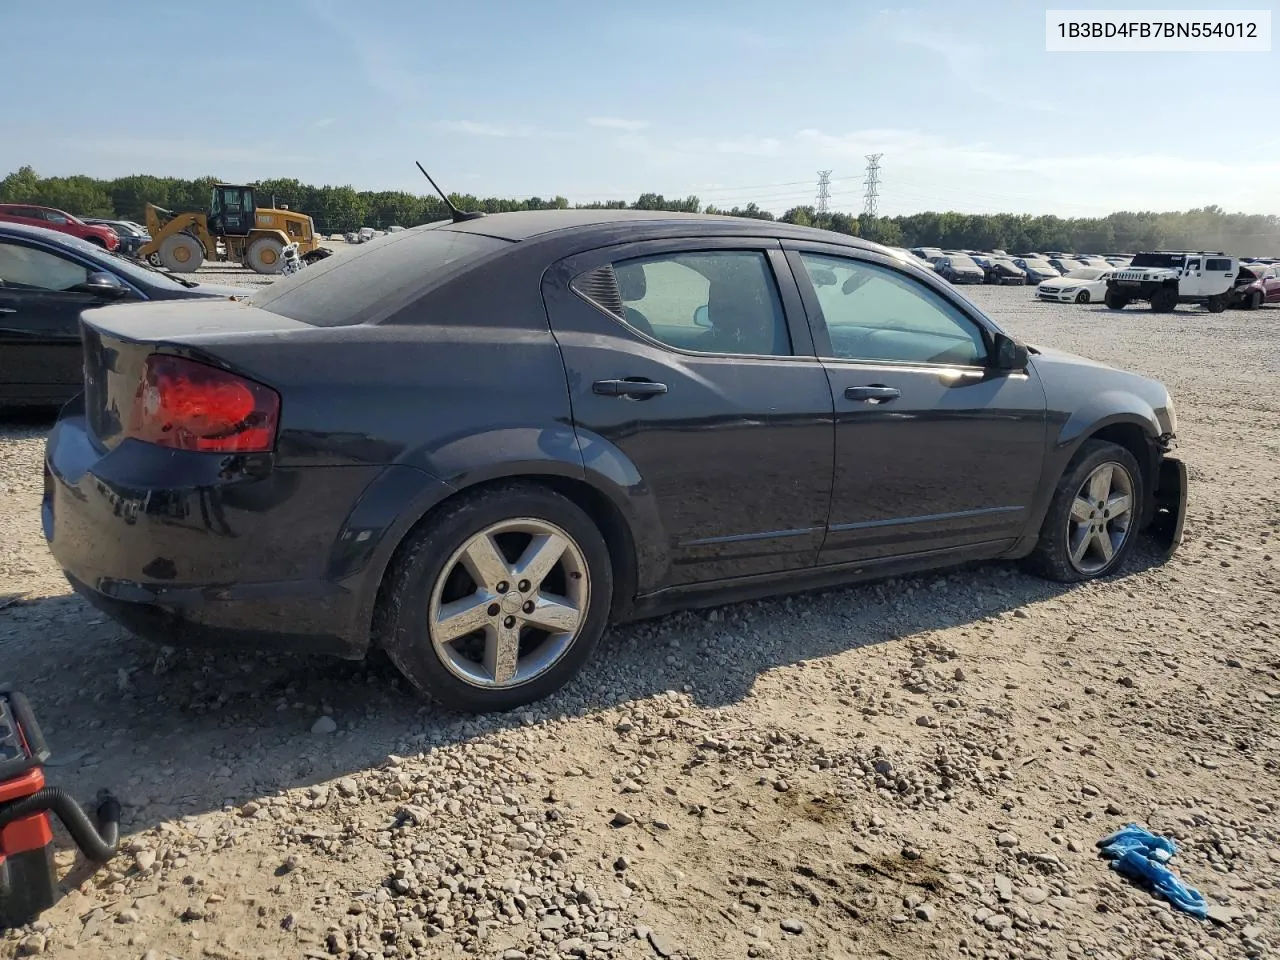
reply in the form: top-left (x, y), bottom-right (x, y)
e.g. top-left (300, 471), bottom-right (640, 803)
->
top-left (1066, 461), bottom-right (1135, 575)
top-left (428, 518), bottom-right (590, 688)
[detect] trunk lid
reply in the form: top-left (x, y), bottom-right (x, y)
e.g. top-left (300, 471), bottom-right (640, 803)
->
top-left (80, 299), bottom-right (315, 450)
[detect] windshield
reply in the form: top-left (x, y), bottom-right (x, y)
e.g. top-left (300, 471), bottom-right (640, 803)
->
top-left (1130, 252), bottom-right (1186, 268)
top-left (1066, 267), bottom-right (1106, 280)
top-left (949, 255), bottom-right (978, 269)
top-left (250, 225), bottom-right (507, 326)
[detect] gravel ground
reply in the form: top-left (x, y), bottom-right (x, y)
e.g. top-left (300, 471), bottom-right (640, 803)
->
top-left (1, 281), bottom-right (1278, 960)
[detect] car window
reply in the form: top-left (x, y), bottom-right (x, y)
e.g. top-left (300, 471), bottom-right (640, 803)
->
top-left (799, 253), bottom-right (988, 367)
top-left (612, 250), bottom-right (791, 357)
top-left (0, 241), bottom-right (91, 291)
top-left (1205, 257), bottom-right (1232, 271)
top-left (41, 211), bottom-right (69, 225)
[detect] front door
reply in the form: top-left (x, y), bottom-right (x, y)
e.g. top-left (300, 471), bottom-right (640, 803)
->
top-left (784, 244), bottom-right (1048, 565)
top-left (543, 238), bottom-right (835, 589)
top-left (0, 238), bottom-right (136, 405)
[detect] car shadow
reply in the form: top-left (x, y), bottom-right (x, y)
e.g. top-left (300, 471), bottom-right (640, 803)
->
top-left (1, 534), bottom-right (1175, 852)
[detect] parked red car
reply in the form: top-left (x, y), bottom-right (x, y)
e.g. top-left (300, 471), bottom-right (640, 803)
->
top-left (1230, 263), bottom-right (1280, 309)
top-left (0, 204), bottom-right (118, 251)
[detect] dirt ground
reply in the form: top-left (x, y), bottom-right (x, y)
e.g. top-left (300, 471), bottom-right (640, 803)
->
top-left (1, 282), bottom-right (1277, 960)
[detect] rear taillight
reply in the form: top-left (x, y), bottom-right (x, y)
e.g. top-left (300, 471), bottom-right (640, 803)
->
top-left (128, 355), bottom-right (280, 453)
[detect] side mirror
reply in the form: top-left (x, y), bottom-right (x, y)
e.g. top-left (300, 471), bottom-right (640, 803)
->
top-left (693, 304), bottom-right (711, 327)
top-left (993, 333), bottom-right (1029, 371)
top-left (70, 271), bottom-right (128, 299)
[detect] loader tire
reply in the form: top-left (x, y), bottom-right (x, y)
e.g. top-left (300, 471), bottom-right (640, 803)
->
top-left (246, 237), bottom-right (286, 275)
top-left (158, 234), bottom-right (204, 273)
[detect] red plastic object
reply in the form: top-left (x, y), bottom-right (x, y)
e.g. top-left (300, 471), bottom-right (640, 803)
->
top-left (128, 354), bottom-right (281, 453)
top-left (0, 694), bottom-right (57, 929)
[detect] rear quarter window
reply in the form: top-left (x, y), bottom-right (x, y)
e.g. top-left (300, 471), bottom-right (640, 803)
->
top-left (249, 226), bottom-right (509, 326)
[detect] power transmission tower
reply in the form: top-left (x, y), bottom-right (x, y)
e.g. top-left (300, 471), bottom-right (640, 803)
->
top-left (816, 170), bottom-right (831, 216)
top-left (862, 153), bottom-right (883, 219)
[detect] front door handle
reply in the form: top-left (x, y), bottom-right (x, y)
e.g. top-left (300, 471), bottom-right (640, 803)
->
top-left (845, 385), bottom-right (901, 403)
top-left (593, 378), bottom-right (668, 398)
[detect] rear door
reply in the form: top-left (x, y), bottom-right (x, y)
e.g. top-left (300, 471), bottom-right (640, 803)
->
top-left (0, 238), bottom-right (139, 405)
top-left (783, 242), bottom-right (1048, 565)
top-left (542, 238), bottom-right (835, 589)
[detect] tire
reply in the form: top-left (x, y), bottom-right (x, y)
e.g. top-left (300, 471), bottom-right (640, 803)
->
top-left (1074, 289), bottom-right (1091, 304)
top-left (378, 483), bottom-right (614, 713)
top-left (246, 237), bottom-right (286, 274)
top-left (1025, 439), bottom-right (1144, 583)
top-left (1205, 294), bottom-right (1227, 314)
top-left (1104, 290), bottom-right (1129, 310)
top-left (1247, 291), bottom-right (1263, 310)
top-left (158, 233), bottom-right (203, 273)
top-left (85, 236), bottom-right (107, 249)
top-left (1150, 288), bottom-right (1178, 312)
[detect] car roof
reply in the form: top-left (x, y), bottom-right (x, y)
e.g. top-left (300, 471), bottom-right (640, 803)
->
top-left (439, 208), bottom-right (881, 249)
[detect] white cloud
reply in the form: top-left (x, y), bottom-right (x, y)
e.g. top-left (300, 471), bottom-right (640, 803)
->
top-left (68, 139), bottom-right (315, 166)
top-left (315, 117), bottom-right (336, 128)
top-left (587, 116), bottom-right (650, 132)
top-left (437, 120), bottom-right (538, 138)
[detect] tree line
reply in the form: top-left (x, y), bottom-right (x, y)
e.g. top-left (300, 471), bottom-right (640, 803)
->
top-left (2, 165), bottom-right (1276, 255)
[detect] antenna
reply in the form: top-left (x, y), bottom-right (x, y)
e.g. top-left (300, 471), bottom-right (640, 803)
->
top-left (415, 161), bottom-right (485, 222)
top-left (862, 154), bottom-right (883, 219)
top-left (816, 170), bottom-right (831, 217)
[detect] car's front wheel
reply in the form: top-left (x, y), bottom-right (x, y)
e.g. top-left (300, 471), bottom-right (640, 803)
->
top-left (1075, 289), bottom-right (1091, 304)
top-left (380, 484), bottom-right (614, 713)
top-left (1026, 440), bottom-right (1144, 583)
top-left (1104, 290), bottom-right (1129, 310)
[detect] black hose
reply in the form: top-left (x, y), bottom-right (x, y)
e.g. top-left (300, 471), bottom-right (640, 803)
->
top-left (0, 788), bottom-right (120, 863)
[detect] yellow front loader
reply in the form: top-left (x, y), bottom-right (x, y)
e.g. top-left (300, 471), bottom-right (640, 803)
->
top-left (139, 184), bottom-right (331, 275)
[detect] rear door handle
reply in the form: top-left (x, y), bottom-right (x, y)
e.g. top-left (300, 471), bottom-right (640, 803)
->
top-left (844, 385), bottom-right (901, 403)
top-left (593, 379), bottom-right (668, 398)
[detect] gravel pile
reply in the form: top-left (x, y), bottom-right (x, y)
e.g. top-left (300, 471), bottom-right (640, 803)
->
top-left (1, 286), bottom-right (1277, 959)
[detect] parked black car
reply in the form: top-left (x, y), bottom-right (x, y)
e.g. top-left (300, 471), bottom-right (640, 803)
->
top-left (1013, 257), bottom-right (1061, 284)
top-left (932, 253), bottom-right (986, 284)
top-left (980, 257), bottom-right (1027, 285)
top-left (43, 211), bottom-right (1187, 712)
top-left (0, 222), bottom-right (246, 407)
top-left (83, 218), bottom-right (147, 258)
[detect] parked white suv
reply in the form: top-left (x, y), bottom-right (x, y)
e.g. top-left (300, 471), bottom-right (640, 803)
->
top-left (1105, 251), bottom-right (1237, 313)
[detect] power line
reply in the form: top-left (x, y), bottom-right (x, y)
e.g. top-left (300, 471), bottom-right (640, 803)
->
top-left (862, 154), bottom-right (883, 220)
top-left (816, 170), bottom-right (831, 216)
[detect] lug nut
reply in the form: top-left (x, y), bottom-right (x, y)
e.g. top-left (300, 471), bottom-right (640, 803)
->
top-left (487, 603), bottom-right (500, 617)
top-left (496, 581), bottom-right (509, 594)
top-left (518, 579), bottom-right (531, 592)
top-left (523, 600), bottom-right (535, 614)
top-left (503, 616), bottom-right (516, 629)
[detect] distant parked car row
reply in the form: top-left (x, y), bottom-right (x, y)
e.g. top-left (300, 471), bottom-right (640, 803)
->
top-left (899, 246), bottom-right (1134, 288)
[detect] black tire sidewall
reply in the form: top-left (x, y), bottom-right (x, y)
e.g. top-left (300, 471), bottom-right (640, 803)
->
top-left (382, 485), bottom-right (613, 713)
top-left (1076, 290), bottom-right (1090, 304)
top-left (1029, 440), bottom-right (1145, 583)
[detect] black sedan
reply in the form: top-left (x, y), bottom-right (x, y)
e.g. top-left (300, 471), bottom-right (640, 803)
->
top-left (0, 222), bottom-right (245, 407)
top-left (43, 211), bottom-right (1187, 713)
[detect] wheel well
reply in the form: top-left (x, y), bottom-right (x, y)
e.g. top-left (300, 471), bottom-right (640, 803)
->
top-left (368, 474), bottom-right (640, 649)
top-left (1083, 422), bottom-right (1155, 491)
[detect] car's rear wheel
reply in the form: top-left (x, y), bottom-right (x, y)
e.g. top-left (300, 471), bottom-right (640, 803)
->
top-left (379, 484), bottom-right (613, 713)
top-left (1247, 290), bottom-right (1262, 310)
top-left (1026, 440), bottom-right (1144, 583)
top-left (1075, 289), bottom-right (1091, 304)
top-left (1104, 290), bottom-right (1129, 310)
top-left (1205, 294), bottom-right (1228, 313)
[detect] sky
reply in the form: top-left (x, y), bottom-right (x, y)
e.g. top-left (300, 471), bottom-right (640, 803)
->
top-left (4, 0), bottom-right (1278, 218)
